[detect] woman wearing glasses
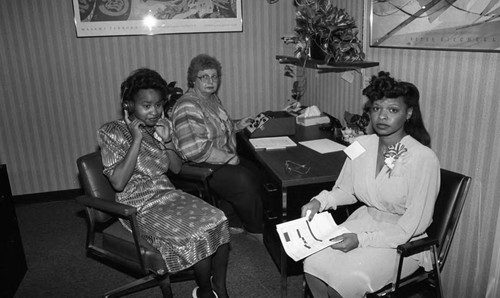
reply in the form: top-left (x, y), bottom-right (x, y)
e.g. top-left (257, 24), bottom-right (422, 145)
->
top-left (171, 54), bottom-right (263, 237)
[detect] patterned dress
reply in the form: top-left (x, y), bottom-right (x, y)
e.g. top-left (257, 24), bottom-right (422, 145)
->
top-left (97, 119), bottom-right (230, 272)
top-left (171, 89), bottom-right (237, 163)
top-left (304, 134), bottom-right (440, 297)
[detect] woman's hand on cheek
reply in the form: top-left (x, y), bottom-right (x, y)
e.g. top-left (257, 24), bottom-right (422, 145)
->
top-left (124, 110), bottom-right (144, 142)
top-left (154, 111), bottom-right (173, 142)
top-left (329, 233), bottom-right (359, 253)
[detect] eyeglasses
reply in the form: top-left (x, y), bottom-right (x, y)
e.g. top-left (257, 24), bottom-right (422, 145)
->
top-left (285, 160), bottom-right (311, 175)
top-left (196, 74), bottom-right (219, 83)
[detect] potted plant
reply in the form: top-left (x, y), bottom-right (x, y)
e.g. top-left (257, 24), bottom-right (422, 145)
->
top-left (164, 81), bottom-right (184, 118)
top-left (283, 0), bottom-right (365, 63)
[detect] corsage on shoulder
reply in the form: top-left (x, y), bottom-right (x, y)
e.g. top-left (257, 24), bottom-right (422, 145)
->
top-left (383, 143), bottom-right (408, 177)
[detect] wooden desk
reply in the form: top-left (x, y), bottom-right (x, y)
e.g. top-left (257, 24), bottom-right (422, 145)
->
top-left (238, 125), bottom-right (347, 298)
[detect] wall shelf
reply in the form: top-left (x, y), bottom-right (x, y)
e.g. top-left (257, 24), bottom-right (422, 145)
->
top-left (276, 55), bottom-right (379, 73)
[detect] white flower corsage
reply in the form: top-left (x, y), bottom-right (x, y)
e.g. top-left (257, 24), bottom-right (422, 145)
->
top-left (383, 143), bottom-right (408, 177)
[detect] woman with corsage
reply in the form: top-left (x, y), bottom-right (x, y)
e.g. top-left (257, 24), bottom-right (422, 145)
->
top-left (300, 71), bottom-right (440, 298)
top-left (98, 68), bottom-right (230, 298)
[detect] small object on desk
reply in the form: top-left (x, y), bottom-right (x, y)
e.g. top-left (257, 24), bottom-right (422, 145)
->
top-left (267, 147), bottom-right (286, 151)
top-left (245, 113), bottom-right (270, 133)
top-left (296, 114), bottom-right (331, 126)
top-left (299, 138), bottom-right (346, 154)
top-left (295, 105), bottom-right (331, 126)
top-left (284, 160), bottom-right (311, 175)
top-left (245, 111), bottom-right (296, 138)
top-left (249, 136), bottom-right (297, 150)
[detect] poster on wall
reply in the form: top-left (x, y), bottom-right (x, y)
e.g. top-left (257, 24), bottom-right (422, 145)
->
top-left (73, 0), bottom-right (242, 37)
top-left (368, 0), bottom-right (500, 51)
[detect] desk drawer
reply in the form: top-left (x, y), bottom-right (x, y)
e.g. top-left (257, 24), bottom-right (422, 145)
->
top-left (263, 218), bottom-right (304, 276)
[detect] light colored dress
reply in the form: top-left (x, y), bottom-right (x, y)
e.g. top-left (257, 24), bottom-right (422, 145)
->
top-left (97, 119), bottom-right (230, 273)
top-left (304, 134), bottom-right (440, 297)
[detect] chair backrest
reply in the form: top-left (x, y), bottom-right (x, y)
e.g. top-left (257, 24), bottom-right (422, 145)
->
top-left (427, 168), bottom-right (471, 269)
top-left (77, 151), bottom-right (117, 223)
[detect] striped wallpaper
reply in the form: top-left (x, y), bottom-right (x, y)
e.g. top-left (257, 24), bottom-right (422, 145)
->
top-left (0, 0), bottom-right (296, 194)
top-left (1, 0), bottom-right (499, 297)
top-left (301, 1), bottom-right (500, 297)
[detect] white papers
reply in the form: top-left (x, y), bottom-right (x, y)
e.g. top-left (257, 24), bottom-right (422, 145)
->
top-left (299, 139), bottom-right (346, 154)
top-left (276, 212), bottom-right (350, 261)
top-left (344, 140), bottom-right (366, 160)
top-left (249, 136), bottom-right (297, 150)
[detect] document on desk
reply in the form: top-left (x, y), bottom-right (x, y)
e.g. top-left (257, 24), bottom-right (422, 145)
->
top-left (299, 138), bottom-right (346, 154)
top-left (276, 212), bottom-right (350, 261)
top-left (249, 136), bottom-right (297, 150)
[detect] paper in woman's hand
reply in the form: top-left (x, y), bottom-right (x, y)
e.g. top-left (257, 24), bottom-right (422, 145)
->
top-left (276, 212), bottom-right (350, 261)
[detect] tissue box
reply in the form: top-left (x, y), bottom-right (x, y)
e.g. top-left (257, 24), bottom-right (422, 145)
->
top-left (296, 114), bottom-right (331, 126)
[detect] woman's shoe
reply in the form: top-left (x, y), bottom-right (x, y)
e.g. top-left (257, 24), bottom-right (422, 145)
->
top-left (192, 287), bottom-right (219, 298)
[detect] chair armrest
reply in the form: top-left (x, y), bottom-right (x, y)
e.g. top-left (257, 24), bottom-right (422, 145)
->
top-left (76, 195), bottom-right (137, 217)
top-left (177, 164), bottom-right (214, 181)
top-left (397, 237), bottom-right (438, 257)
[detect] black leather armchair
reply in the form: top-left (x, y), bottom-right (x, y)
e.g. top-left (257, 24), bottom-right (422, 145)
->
top-left (76, 151), bottom-right (212, 297)
top-left (368, 168), bottom-right (471, 297)
top-left (167, 164), bottom-right (216, 206)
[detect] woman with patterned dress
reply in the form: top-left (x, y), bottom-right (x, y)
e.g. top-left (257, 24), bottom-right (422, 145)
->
top-left (301, 72), bottom-right (441, 297)
top-left (171, 54), bottom-right (263, 235)
top-left (97, 68), bottom-right (230, 298)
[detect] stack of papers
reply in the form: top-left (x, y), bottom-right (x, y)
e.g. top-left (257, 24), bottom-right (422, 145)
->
top-left (249, 136), bottom-right (297, 150)
top-left (276, 212), bottom-right (350, 261)
top-left (299, 138), bottom-right (346, 154)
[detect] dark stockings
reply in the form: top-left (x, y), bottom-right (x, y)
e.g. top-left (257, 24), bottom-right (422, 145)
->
top-left (193, 243), bottom-right (229, 298)
top-left (211, 243), bottom-right (229, 297)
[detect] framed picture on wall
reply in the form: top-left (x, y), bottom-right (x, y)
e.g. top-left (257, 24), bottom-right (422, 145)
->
top-left (73, 0), bottom-right (242, 37)
top-left (367, 0), bottom-right (500, 52)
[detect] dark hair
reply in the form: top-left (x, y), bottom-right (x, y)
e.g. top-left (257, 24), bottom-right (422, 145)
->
top-left (120, 68), bottom-right (169, 110)
top-left (187, 54), bottom-right (222, 88)
top-left (362, 71), bottom-right (431, 146)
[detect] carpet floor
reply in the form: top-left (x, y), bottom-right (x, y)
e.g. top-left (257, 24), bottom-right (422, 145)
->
top-left (14, 200), bottom-right (304, 298)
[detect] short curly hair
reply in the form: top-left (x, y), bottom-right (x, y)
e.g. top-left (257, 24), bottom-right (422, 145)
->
top-left (186, 54), bottom-right (222, 88)
top-left (362, 71), bottom-right (431, 146)
top-left (120, 68), bottom-right (168, 105)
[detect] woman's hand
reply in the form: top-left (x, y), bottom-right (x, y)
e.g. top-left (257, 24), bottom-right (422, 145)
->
top-left (154, 111), bottom-right (173, 143)
top-left (235, 116), bottom-right (254, 130)
top-left (329, 233), bottom-right (359, 252)
top-left (124, 110), bottom-right (144, 142)
top-left (301, 199), bottom-right (321, 221)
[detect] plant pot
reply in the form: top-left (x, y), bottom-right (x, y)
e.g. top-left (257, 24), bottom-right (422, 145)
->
top-left (309, 36), bottom-right (328, 62)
